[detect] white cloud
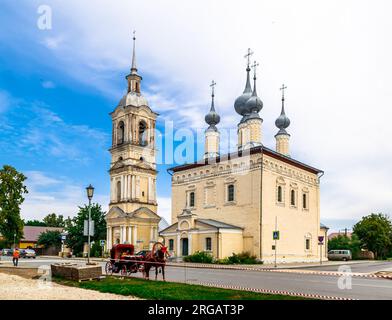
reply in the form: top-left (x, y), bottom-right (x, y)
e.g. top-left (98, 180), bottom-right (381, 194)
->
top-left (21, 171), bottom-right (109, 221)
top-left (157, 196), bottom-right (172, 224)
top-left (41, 80), bottom-right (55, 89)
top-left (8, 0), bottom-right (392, 228)
top-left (0, 90), bottom-right (11, 113)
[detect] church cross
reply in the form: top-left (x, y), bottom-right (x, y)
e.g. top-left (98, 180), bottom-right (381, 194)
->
top-left (244, 48), bottom-right (254, 67)
top-left (251, 61), bottom-right (259, 77)
top-left (210, 80), bottom-right (217, 96)
top-left (280, 84), bottom-right (287, 99)
top-left (132, 30), bottom-right (136, 41)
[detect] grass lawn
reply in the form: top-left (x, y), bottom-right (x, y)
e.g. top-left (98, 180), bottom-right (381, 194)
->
top-left (55, 276), bottom-right (312, 300)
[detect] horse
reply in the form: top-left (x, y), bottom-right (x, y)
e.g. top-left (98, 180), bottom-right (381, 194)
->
top-left (143, 244), bottom-right (170, 281)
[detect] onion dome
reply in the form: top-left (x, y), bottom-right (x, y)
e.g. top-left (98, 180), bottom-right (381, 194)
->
top-left (205, 81), bottom-right (220, 131)
top-left (244, 62), bottom-right (263, 115)
top-left (234, 65), bottom-right (253, 116)
top-left (275, 84), bottom-right (291, 135)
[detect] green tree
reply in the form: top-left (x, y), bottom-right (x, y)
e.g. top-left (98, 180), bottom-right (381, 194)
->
top-left (43, 213), bottom-right (65, 227)
top-left (0, 165), bottom-right (28, 246)
top-left (37, 230), bottom-right (62, 248)
top-left (64, 204), bottom-right (106, 256)
top-left (353, 213), bottom-right (392, 259)
top-left (24, 219), bottom-right (47, 227)
top-left (328, 234), bottom-right (361, 259)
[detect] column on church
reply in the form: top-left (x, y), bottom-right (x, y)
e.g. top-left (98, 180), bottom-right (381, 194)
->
top-left (107, 227), bottom-right (112, 250)
top-left (121, 176), bottom-right (125, 201)
top-left (136, 176), bottom-right (140, 199)
top-left (133, 226), bottom-right (138, 245)
top-left (131, 175), bottom-right (136, 200)
top-left (188, 233), bottom-right (192, 255)
top-left (128, 226), bottom-right (133, 244)
top-left (119, 226), bottom-right (123, 243)
top-left (122, 226), bottom-right (127, 244)
top-left (177, 235), bottom-right (181, 257)
top-left (127, 175), bottom-right (131, 200)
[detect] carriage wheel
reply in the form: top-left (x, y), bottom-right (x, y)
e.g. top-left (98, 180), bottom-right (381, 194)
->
top-left (120, 265), bottom-right (128, 276)
top-left (105, 262), bottom-right (113, 275)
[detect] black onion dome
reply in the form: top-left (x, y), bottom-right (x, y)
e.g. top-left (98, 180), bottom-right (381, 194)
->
top-left (205, 88), bottom-right (220, 131)
top-left (234, 66), bottom-right (253, 116)
top-left (275, 102), bottom-right (290, 135)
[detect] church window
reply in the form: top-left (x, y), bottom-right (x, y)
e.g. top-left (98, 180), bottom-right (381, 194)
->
top-left (189, 192), bottom-right (195, 207)
top-left (139, 121), bottom-right (147, 146)
top-left (206, 237), bottom-right (212, 251)
top-left (228, 184), bottom-right (235, 202)
top-left (277, 186), bottom-right (283, 203)
top-left (303, 193), bottom-right (308, 209)
top-left (116, 181), bottom-right (121, 202)
top-left (117, 121), bottom-right (125, 145)
top-left (306, 238), bottom-right (310, 250)
top-left (290, 190), bottom-right (296, 206)
top-left (169, 239), bottom-right (174, 251)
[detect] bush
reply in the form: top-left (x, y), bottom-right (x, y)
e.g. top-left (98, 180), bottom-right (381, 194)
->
top-left (217, 252), bottom-right (260, 265)
top-left (90, 241), bottom-right (103, 258)
top-left (183, 251), bottom-right (214, 263)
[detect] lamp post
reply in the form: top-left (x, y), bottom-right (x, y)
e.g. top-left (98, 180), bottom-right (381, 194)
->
top-left (86, 184), bottom-right (94, 265)
top-left (13, 233), bottom-right (16, 249)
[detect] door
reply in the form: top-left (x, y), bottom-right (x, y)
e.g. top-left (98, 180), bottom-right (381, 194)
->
top-left (182, 238), bottom-right (189, 256)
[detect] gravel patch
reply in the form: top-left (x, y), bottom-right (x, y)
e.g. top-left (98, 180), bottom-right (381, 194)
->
top-left (0, 273), bottom-right (139, 300)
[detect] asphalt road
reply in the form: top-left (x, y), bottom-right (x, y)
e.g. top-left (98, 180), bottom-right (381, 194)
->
top-left (1, 257), bottom-right (391, 300)
top-left (293, 261), bottom-right (392, 273)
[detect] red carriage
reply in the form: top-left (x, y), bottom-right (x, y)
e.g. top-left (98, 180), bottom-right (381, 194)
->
top-left (105, 242), bottom-right (170, 280)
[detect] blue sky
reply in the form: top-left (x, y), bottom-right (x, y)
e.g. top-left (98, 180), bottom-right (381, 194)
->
top-left (1, 1), bottom-right (392, 233)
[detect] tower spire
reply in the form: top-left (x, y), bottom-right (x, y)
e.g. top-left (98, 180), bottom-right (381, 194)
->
top-left (210, 80), bottom-right (216, 112)
top-left (275, 84), bottom-right (291, 156)
top-left (131, 30), bottom-right (138, 74)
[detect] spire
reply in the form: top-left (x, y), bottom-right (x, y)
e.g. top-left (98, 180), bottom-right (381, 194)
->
top-left (251, 61), bottom-right (259, 96)
top-left (275, 84), bottom-right (291, 135)
top-left (234, 48), bottom-right (254, 116)
top-left (244, 48), bottom-right (253, 94)
top-left (131, 30), bottom-right (138, 75)
top-left (205, 80), bottom-right (220, 131)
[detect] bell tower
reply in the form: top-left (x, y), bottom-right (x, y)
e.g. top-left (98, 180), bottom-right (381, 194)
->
top-left (106, 33), bottom-right (160, 250)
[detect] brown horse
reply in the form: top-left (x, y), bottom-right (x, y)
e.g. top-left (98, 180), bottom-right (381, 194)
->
top-left (143, 243), bottom-right (170, 281)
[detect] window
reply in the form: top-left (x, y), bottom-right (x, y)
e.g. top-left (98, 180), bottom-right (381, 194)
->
top-left (306, 239), bottom-right (310, 250)
top-left (290, 190), bottom-right (296, 206)
top-left (303, 193), bottom-right (307, 209)
top-left (277, 186), bottom-right (283, 203)
top-left (117, 121), bottom-right (125, 145)
top-left (206, 237), bottom-right (212, 251)
top-left (189, 192), bottom-right (195, 207)
top-left (169, 239), bottom-right (174, 251)
top-left (139, 121), bottom-right (147, 146)
top-left (227, 184), bottom-right (235, 202)
top-left (116, 181), bottom-right (121, 202)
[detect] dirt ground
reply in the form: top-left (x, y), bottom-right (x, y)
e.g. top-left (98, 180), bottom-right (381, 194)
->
top-left (0, 270), bottom-right (138, 300)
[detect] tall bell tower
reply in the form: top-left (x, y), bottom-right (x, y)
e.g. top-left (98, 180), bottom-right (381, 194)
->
top-left (106, 33), bottom-right (160, 250)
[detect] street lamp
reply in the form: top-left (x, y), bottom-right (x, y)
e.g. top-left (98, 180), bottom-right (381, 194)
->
top-left (13, 233), bottom-right (16, 249)
top-left (86, 184), bottom-right (94, 264)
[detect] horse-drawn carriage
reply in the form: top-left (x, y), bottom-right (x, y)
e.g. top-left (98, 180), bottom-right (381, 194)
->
top-left (105, 242), bottom-right (169, 280)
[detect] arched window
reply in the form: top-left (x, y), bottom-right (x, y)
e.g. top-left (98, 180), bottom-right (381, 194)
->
top-left (305, 238), bottom-right (310, 250)
top-left (291, 190), bottom-right (296, 206)
top-left (277, 186), bottom-right (283, 203)
top-left (205, 237), bottom-right (212, 251)
top-left (303, 193), bottom-right (307, 209)
top-left (139, 121), bottom-right (147, 146)
top-left (228, 184), bottom-right (235, 202)
top-left (116, 181), bottom-right (121, 202)
top-left (169, 239), bottom-right (174, 251)
top-left (189, 192), bottom-right (195, 207)
top-left (117, 121), bottom-right (125, 145)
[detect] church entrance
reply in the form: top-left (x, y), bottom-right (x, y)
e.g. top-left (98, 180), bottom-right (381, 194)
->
top-left (182, 238), bottom-right (189, 256)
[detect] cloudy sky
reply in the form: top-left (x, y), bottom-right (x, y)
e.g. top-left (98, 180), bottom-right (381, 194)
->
top-left (0, 0), bottom-right (391, 232)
